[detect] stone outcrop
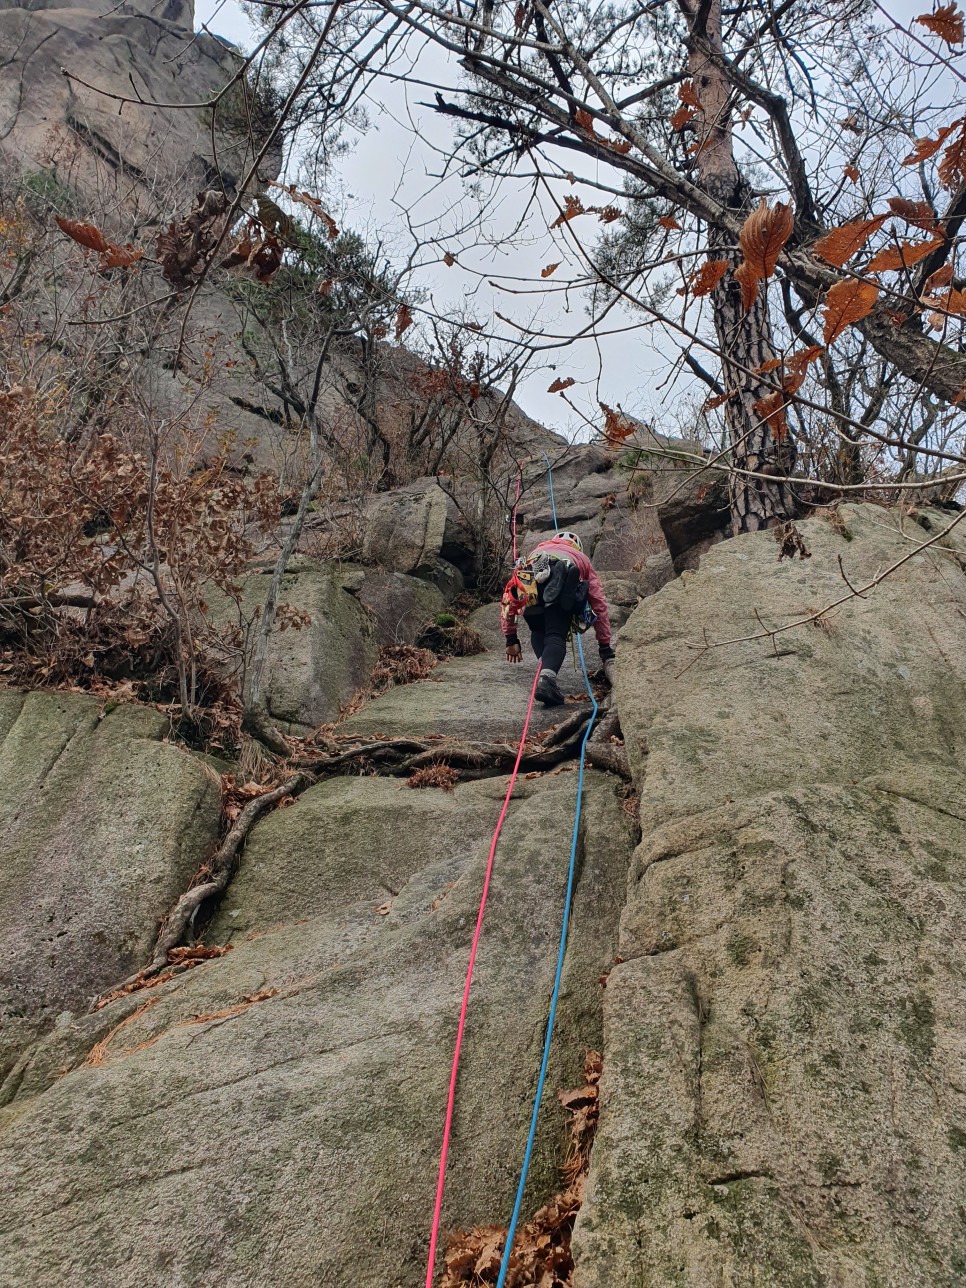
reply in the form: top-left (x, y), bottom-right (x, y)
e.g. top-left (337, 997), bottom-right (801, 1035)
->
top-left (2, 433), bottom-right (966, 1288)
top-left (574, 504), bottom-right (966, 1286)
top-left (0, 763), bottom-right (634, 1288)
top-left (0, 0), bottom-right (265, 216)
top-left (0, 690), bottom-right (221, 1079)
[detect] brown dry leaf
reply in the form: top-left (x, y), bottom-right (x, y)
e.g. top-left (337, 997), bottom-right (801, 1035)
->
top-left (548, 376), bottom-right (576, 393)
top-left (394, 303), bottom-right (414, 341)
top-left (822, 278), bottom-right (880, 344)
top-left (844, 163), bottom-right (860, 183)
top-left (902, 120), bottom-right (960, 166)
top-left (681, 258), bottom-right (729, 297)
top-left (605, 136), bottom-right (632, 155)
top-left (55, 216), bottom-right (110, 253)
top-left (938, 121), bottom-right (966, 187)
top-left (542, 262), bottom-right (561, 277)
top-left (670, 104), bottom-right (697, 131)
top-left (754, 390), bottom-right (788, 441)
top-left (915, 2), bottom-right (965, 44)
top-left (443, 251), bottom-right (456, 266)
top-left (887, 196), bottom-right (940, 231)
top-left (600, 402), bottom-right (636, 444)
top-left (738, 198), bottom-right (794, 279)
top-left (551, 195), bottom-right (586, 229)
top-left (597, 206), bottom-right (621, 223)
top-left (658, 214), bottom-right (682, 231)
top-left (753, 357), bottom-right (783, 373)
top-left (98, 243), bottom-right (143, 270)
top-left (812, 215), bottom-right (887, 267)
top-left (679, 79), bottom-right (701, 108)
top-left (574, 108), bottom-right (597, 135)
top-left (786, 344), bottom-right (825, 375)
top-left (702, 390), bottom-right (733, 411)
top-left (937, 286), bottom-right (966, 313)
top-left (268, 180), bottom-right (339, 239)
top-left (733, 260), bottom-right (760, 311)
top-left (924, 263), bottom-right (955, 292)
top-left (864, 237), bottom-right (940, 272)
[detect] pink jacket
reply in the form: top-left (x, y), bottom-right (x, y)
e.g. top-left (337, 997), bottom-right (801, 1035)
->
top-left (502, 538), bottom-right (612, 647)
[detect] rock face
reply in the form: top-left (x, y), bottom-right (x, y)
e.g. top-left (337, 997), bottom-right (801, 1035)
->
top-left (0, 0), bottom-right (264, 215)
top-left (0, 766), bottom-right (634, 1288)
top-left (574, 504), bottom-right (966, 1286)
top-left (0, 690), bottom-right (221, 1079)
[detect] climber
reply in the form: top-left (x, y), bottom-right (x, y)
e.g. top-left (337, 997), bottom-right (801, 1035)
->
top-left (502, 530), bottom-right (615, 705)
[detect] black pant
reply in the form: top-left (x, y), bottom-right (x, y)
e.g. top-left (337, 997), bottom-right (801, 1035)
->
top-left (523, 604), bottom-right (570, 673)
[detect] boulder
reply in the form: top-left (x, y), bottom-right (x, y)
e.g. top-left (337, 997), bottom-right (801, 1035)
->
top-left (0, 691), bottom-right (221, 1078)
top-left (209, 560), bottom-right (379, 734)
top-left (362, 480), bottom-right (451, 577)
top-left (574, 504), bottom-right (966, 1286)
top-left (355, 570), bottom-right (446, 645)
top-left (0, 768), bottom-right (635, 1287)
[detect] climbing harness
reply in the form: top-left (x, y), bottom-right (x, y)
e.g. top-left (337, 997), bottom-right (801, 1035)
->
top-left (424, 452), bottom-right (599, 1287)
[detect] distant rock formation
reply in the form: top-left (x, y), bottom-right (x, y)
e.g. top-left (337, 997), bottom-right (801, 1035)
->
top-left (0, 0), bottom-right (273, 217)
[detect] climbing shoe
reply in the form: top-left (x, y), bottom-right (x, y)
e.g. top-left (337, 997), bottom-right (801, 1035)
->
top-left (535, 671), bottom-right (565, 706)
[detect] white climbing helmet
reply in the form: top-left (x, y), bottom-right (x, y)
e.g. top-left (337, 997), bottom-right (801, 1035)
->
top-left (552, 530), bottom-right (583, 552)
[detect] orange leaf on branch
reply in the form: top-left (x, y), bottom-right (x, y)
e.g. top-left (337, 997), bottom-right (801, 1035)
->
top-left (844, 164), bottom-right (860, 183)
top-left (938, 120), bottom-right (966, 187)
top-left (670, 104), bottom-right (697, 131)
top-left (924, 263), bottom-right (955, 292)
top-left (548, 377), bottom-right (576, 393)
top-left (600, 402), bottom-right (636, 444)
top-left (55, 217), bottom-right (110, 253)
top-left (658, 215), bottom-right (682, 231)
top-left (541, 262), bottom-right (561, 277)
top-left (812, 215), bottom-right (888, 267)
top-left (902, 120), bottom-right (961, 166)
top-left (551, 194), bottom-right (586, 228)
top-left (915, 2), bottom-right (965, 45)
top-left (267, 181), bottom-right (339, 239)
top-left (679, 79), bottom-right (702, 108)
top-left (733, 199), bottom-right (794, 310)
top-left (887, 196), bottom-right (940, 231)
top-left (678, 258), bottom-right (729, 297)
top-left (753, 390), bottom-right (789, 441)
top-left (864, 237), bottom-right (942, 272)
top-left (394, 303), bottom-right (414, 340)
top-left (822, 279), bottom-right (879, 344)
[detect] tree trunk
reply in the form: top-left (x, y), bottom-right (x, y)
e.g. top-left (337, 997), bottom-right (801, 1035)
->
top-left (683, 0), bottom-right (796, 533)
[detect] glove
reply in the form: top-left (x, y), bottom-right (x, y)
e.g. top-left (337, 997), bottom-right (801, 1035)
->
top-left (599, 645), bottom-right (616, 687)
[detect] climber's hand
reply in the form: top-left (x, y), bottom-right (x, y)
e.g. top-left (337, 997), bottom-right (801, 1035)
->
top-left (599, 644), bottom-right (616, 686)
top-left (506, 643), bottom-right (522, 663)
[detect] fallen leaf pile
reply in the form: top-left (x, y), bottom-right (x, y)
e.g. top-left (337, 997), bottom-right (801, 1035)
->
top-left (439, 1050), bottom-right (602, 1287)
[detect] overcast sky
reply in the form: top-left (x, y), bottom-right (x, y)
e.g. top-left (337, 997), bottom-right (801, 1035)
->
top-left (194, 0), bottom-right (930, 440)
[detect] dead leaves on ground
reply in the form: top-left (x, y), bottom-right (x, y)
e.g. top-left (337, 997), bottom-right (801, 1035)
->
top-left (408, 764), bottom-right (460, 791)
top-left (439, 1050), bottom-right (602, 1288)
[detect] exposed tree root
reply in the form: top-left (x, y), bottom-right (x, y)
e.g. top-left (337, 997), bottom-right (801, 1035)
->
top-left (293, 703), bottom-right (631, 782)
top-left (94, 705), bottom-right (629, 1009)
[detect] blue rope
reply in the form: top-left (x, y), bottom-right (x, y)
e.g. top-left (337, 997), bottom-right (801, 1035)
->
top-left (496, 459), bottom-right (598, 1288)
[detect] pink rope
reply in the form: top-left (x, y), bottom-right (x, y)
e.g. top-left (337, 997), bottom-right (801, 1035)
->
top-left (424, 660), bottom-right (543, 1287)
